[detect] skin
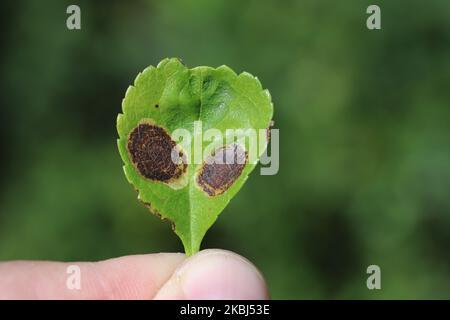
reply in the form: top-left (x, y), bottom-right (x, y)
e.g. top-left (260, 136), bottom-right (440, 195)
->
top-left (0, 249), bottom-right (269, 300)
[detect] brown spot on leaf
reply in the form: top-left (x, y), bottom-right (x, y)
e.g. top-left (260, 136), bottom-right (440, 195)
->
top-left (127, 122), bottom-right (186, 182)
top-left (197, 144), bottom-right (247, 196)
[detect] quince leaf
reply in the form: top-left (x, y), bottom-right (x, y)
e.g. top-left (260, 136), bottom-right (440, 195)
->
top-left (117, 58), bottom-right (273, 255)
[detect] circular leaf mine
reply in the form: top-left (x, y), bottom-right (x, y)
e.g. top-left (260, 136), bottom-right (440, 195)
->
top-left (197, 144), bottom-right (247, 196)
top-left (127, 122), bottom-right (186, 182)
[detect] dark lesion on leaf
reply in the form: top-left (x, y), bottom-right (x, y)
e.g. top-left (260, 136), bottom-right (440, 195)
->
top-left (127, 122), bottom-right (187, 183)
top-left (197, 144), bottom-right (247, 197)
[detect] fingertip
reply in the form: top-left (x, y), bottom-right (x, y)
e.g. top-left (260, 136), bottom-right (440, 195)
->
top-left (154, 249), bottom-right (269, 300)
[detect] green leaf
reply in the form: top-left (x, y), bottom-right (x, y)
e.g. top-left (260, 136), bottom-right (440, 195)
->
top-left (117, 58), bottom-right (273, 255)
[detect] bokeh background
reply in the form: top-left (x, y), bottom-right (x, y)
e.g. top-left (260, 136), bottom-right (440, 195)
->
top-left (1, 0), bottom-right (449, 299)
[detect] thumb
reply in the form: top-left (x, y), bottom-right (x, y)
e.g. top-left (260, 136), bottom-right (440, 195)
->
top-left (154, 249), bottom-right (269, 300)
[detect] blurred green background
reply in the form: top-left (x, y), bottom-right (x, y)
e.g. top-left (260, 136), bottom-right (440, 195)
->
top-left (0, 0), bottom-right (449, 299)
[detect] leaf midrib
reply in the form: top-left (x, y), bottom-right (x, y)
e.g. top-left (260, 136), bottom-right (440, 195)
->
top-left (186, 67), bottom-right (205, 254)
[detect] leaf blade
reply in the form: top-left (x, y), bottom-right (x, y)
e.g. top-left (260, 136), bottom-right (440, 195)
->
top-left (117, 58), bottom-right (273, 255)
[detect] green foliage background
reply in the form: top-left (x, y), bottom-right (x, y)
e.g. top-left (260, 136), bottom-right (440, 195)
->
top-left (0, 0), bottom-right (449, 298)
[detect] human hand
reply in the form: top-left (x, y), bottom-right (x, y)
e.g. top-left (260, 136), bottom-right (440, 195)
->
top-left (0, 249), bottom-right (269, 300)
